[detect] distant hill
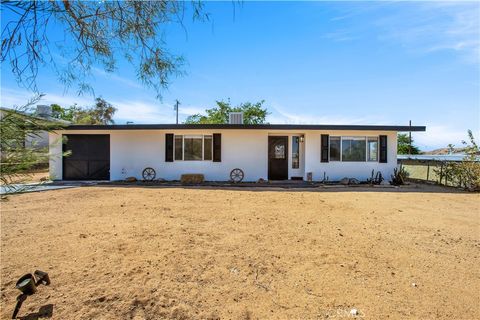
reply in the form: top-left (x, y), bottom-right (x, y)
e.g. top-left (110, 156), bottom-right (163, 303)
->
top-left (422, 148), bottom-right (466, 155)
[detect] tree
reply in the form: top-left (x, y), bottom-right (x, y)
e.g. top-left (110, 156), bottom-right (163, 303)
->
top-left (0, 95), bottom-right (65, 194)
top-left (51, 98), bottom-right (117, 124)
top-left (397, 133), bottom-right (420, 155)
top-left (185, 100), bottom-right (269, 124)
top-left (435, 130), bottom-right (480, 191)
top-left (1, 1), bottom-right (208, 97)
top-left (51, 103), bottom-right (76, 122)
top-left (76, 98), bottom-right (117, 125)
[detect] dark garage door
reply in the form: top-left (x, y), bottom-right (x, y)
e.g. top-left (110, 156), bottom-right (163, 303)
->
top-left (63, 135), bottom-right (110, 180)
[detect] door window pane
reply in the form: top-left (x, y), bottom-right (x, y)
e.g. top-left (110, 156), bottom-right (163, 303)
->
top-left (367, 137), bottom-right (378, 161)
top-left (292, 136), bottom-right (300, 169)
top-left (174, 135), bottom-right (183, 160)
top-left (329, 136), bottom-right (341, 161)
top-left (342, 137), bottom-right (366, 161)
top-left (274, 143), bottom-right (286, 159)
top-left (184, 136), bottom-right (203, 160)
top-left (204, 135), bottom-right (212, 161)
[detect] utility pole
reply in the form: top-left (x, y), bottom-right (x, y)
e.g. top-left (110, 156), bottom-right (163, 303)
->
top-left (409, 120), bottom-right (412, 155)
top-left (174, 100), bottom-right (180, 124)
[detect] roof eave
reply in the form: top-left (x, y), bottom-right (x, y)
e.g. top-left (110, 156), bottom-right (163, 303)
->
top-left (62, 124), bottom-right (426, 132)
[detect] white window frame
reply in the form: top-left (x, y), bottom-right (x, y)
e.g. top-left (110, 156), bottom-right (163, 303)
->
top-left (173, 135), bottom-right (213, 161)
top-left (328, 135), bottom-right (380, 163)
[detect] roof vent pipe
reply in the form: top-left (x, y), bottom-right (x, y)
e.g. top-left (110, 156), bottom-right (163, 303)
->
top-left (229, 112), bottom-right (244, 124)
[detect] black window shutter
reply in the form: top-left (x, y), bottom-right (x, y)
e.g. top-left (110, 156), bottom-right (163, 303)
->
top-left (165, 133), bottom-right (174, 162)
top-left (379, 135), bottom-right (387, 163)
top-left (321, 134), bottom-right (329, 162)
top-left (213, 133), bottom-right (221, 162)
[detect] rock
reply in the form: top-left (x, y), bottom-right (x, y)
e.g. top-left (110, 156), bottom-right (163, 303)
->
top-left (412, 282), bottom-right (417, 287)
top-left (257, 178), bottom-right (267, 184)
top-left (125, 176), bottom-right (137, 182)
top-left (349, 178), bottom-right (360, 185)
top-left (340, 177), bottom-right (350, 185)
top-left (350, 308), bottom-right (358, 316)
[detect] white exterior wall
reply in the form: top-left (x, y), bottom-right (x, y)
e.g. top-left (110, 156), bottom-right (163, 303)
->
top-left (49, 129), bottom-right (398, 182)
top-left (50, 130), bottom-right (268, 181)
top-left (303, 130), bottom-right (398, 181)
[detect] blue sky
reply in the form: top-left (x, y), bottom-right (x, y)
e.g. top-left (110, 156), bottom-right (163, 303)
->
top-left (1, 1), bottom-right (479, 150)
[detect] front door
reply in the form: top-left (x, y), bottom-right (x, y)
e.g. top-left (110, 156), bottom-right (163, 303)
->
top-left (268, 136), bottom-right (288, 180)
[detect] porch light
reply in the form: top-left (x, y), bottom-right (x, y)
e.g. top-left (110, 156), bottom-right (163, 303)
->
top-left (299, 135), bottom-right (305, 143)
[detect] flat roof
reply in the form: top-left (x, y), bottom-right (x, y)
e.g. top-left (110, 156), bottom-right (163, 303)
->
top-left (63, 124), bottom-right (426, 131)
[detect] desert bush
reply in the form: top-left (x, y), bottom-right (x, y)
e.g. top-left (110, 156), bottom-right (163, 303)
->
top-left (390, 167), bottom-right (408, 186)
top-left (435, 130), bottom-right (480, 191)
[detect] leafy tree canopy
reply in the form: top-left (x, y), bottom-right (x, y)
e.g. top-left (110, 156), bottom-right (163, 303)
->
top-left (1, 1), bottom-right (208, 97)
top-left (52, 98), bottom-right (117, 125)
top-left (185, 100), bottom-right (269, 124)
top-left (397, 133), bottom-right (421, 155)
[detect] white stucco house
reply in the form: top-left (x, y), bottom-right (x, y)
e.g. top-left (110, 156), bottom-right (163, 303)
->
top-left (48, 117), bottom-right (426, 182)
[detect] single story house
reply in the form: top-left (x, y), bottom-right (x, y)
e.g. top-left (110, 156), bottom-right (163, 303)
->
top-left (49, 118), bottom-right (426, 182)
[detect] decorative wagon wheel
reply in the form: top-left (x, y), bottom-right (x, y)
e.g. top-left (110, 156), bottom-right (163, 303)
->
top-left (142, 167), bottom-right (156, 181)
top-left (230, 168), bottom-right (244, 183)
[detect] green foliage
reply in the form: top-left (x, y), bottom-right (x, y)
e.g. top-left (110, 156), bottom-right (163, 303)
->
top-left (397, 133), bottom-right (421, 154)
top-left (435, 130), bottom-right (480, 191)
top-left (51, 103), bottom-right (75, 122)
top-left (1, 1), bottom-right (208, 97)
top-left (185, 100), bottom-right (269, 124)
top-left (51, 98), bottom-right (117, 124)
top-left (0, 96), bottom-right (65, 194)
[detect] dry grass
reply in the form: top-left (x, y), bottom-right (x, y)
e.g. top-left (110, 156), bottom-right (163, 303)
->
top-left (1, 185), bottom-right (479, 319)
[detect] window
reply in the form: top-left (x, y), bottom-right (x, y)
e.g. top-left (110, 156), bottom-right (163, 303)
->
top-left (174, 135), bottom-right (183, 160)
top-left (329, 136), bottom-right (341, 161)
top-left (367, 137), bottom-right (378, 161)
top-left (204, 135), bottom-right (212, 160)
top-left (342, 137), bottom-right (366, 161)
top-left (173, 135), bottom-right (212, 161)
top-left (292, 136), bottom-right (300, 169)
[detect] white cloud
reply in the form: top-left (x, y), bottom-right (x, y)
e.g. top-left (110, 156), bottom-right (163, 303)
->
top-left (268, 104), bottom-right (388, 125)
top-left (92, 67), bottom-right (143, 89)
top-left (328, 2), bottom-right (480, 64)
top-left (0, 87), bottom-right (92, 108)
top-left (110, 99), bottom-right (205, 124)
top-left (0, 86), bottom-right (204, 124)
top-left (414, 125), bottom-right (478, 150)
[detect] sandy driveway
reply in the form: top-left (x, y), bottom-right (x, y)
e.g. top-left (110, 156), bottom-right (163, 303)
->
top-left (1, 186), bottom-right (479, 319)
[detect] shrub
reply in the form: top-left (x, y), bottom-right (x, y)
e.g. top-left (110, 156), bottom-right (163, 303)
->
top-left (435, 130), bottom-right (480, 191)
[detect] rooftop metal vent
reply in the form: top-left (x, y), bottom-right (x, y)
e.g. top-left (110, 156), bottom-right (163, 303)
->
top-left (229, 112), bottom-right (244, 124)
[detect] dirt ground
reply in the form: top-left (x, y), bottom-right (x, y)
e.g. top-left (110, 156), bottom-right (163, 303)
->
top-left (1, 170), bottom-right (50, 185)
top-left (1, 185), bottom-right (479, 319)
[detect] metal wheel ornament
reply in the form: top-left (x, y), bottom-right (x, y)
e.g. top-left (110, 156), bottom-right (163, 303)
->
top-left (142, 167), bottom-right (156, 181)
top-left (230, 168), bottom-right (244, 183)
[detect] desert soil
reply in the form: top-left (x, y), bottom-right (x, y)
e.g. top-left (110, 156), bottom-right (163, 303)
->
top-left (1, 170), bottom-right (50, 185)
top-left (1, 185), bottom-right (479, 319)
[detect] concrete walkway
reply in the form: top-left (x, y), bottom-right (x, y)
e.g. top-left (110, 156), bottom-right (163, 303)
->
top-left (1, 182), bottom-right (80, 195)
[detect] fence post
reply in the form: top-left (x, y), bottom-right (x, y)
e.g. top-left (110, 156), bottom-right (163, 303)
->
top-left (439, 163), bottom-right (444, 185)
top-left (426, 163), bottom-right (430, 181)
